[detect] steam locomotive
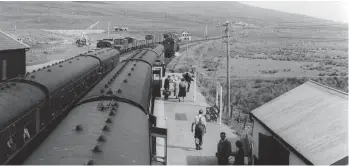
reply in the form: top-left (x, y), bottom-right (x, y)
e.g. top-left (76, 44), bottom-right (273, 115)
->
top-left (163, 33), bottom-right (180, 64)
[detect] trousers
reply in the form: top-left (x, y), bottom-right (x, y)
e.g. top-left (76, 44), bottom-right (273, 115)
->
top-left (217, 157), bottom-right (230, 165)
top-left (194, 126), bottom-right (204, 149)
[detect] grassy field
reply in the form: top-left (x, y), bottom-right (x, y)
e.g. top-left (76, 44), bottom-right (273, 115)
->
top-left (197, 24), bottom-right (348, 77)
top-left (168, 10), bottom-right (347, 136)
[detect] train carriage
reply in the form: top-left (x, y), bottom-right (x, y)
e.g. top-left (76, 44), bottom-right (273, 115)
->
top-left (137, 40), bottom-right (146, 49)
top-left (124, 37), bottom-right (137, 50)
top-left (24, 45), bottom-right (168, 165)
top-left (145, 35), bottom-right (154, 45)
top-left (113, 38), bottom-right (129, 53)
top-left (0, 48), bottom-right (120, 165)
top-left (96, 39), bottom-right (114, 49)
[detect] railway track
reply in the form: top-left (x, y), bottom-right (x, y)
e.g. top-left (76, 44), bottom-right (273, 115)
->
top-left (178, 37), bottom-right (221, 46)
top-left (166, 37), bottom-right (221, 70)
top-left (198, 74), bottom-right (349, 81)
top-left (167, 42), bottom-right (202, 70)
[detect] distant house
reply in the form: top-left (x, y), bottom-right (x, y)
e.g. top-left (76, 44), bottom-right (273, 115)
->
top-left (114, 27), bottom-right (129, 32)
top-left (250, 80), bottom-right (348, 165)
top-left (180, 30), bottom-right (191, 41)
top-left (0, 29), bottom-right (30, 81)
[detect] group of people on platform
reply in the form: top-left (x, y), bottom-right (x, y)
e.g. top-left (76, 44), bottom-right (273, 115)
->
top-left (164, 72), bottom-right (245, 165)
top-left (163, 72), bottom-right (194, 102)
top-left (191, 109), bottom-right (245, 165)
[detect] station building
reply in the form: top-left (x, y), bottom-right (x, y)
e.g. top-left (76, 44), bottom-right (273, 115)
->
top-left (0, 30), bottom-right (30, 81)
top-left (250, 80), bottom-right (348, 165)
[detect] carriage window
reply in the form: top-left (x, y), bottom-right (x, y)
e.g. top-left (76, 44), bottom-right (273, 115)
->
top-left (69, 85), bottom-right (74, 92)
top-left (114, 39), bottom-right (124, 45)
top-left (7, 137), bottom-right (16, 152)
top-left (2, 60), bottom-right (7, 80)
top-left (6, 131), bottom-right (17, 156)
top-left (23, 125), bottom-right (31, 142)
top-left (61, 89), bottom-right (64, 99)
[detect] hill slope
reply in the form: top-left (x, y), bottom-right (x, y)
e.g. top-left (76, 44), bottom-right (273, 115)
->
top-left (0, 1), bottom-right (347, 38)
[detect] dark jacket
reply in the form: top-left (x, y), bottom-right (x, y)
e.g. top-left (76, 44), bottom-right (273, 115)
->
top-left (217, 139), bottom-right (232, 158)
top-left (233, 148), bottom-right (245, 165)
top-left (164, 78), bottom-right (170, 89)
top-left (183, 73), bottom-right (193, 83)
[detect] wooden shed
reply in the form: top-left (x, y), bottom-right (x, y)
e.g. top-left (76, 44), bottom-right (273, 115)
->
top-left (250, 80), bottom-right (348, 165)
top-left (0, 30), bottom-right (30, 81)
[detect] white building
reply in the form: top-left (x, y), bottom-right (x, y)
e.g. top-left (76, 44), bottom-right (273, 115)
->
top-left (180, 30), bottom-right (191, 41)
top-left (250, 80), bottom-right (348, 165)
top-left (114, 27), bottom-right (128, 31)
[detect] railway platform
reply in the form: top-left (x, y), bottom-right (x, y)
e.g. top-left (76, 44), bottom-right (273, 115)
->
top-left (153, 73), bottom-right (240, 165)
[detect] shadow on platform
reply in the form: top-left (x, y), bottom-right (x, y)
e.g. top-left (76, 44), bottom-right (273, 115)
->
top-left (163, 99), bottom-right (179, 103)
top-left (163, 99), bottom-right (195, 103)
top-left (186, 155), bottom-right (218, 165)
top-left (167, 144), bottom-right (196, 152)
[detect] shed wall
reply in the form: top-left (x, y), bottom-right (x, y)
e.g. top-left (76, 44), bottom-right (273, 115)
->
top-left (289, 151), bottom-right (306, 165)
top-left (252, 119), bottom-right (306, 165)
top-left (0, 49), bottom-right (26, 80)
top-left (252, 119), bottom-right (271, 159)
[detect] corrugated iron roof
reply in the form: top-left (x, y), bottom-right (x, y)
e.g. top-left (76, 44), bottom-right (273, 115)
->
top-left (0, 29), bottom-right (30, 51)
top-left (251, 80), bottom-right (348, 165)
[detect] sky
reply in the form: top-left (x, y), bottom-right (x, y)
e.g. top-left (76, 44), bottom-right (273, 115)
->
top-left (239, 1), bottom-right (349, 23)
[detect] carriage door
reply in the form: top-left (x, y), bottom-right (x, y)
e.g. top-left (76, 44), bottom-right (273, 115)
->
top-left (152, 67), bottom-right (163, 97)
top-left (2, 60), bottom-right (7, 80)
top-left (149, 114), bottom-right (167, 165)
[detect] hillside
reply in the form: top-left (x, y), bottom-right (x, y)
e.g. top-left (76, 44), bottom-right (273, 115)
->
top-left (0, 1), bottom-right (347, 38)
top-left (0, 1), bottom-right (347, 66)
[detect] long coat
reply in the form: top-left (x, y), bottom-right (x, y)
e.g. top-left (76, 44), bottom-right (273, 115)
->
top-left (164, 78), bottom-right (170, 89)
top-left (178, 81), bottom-right (187, 97)
top-left (217, 139), bottom-right (232, 165)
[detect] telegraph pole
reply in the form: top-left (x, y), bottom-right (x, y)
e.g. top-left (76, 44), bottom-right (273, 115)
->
top-left (217, 20), bottom-right (232, 116)
top-left (205, 21), bottom-right (208, 40)
top-left (107, 22), bottom-right (110, 38)
top-left (186, 39), bottom-right (189, 56)
top-left (214, 19), bottom-right (216, 30)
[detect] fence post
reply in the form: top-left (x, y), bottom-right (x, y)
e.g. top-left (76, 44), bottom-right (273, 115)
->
top-left (193, 72), bottom-right (196, 102)
top-left (219, 85), bottom-right (223, 124)
top-left (215, 84), bottom-right (218, 106)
